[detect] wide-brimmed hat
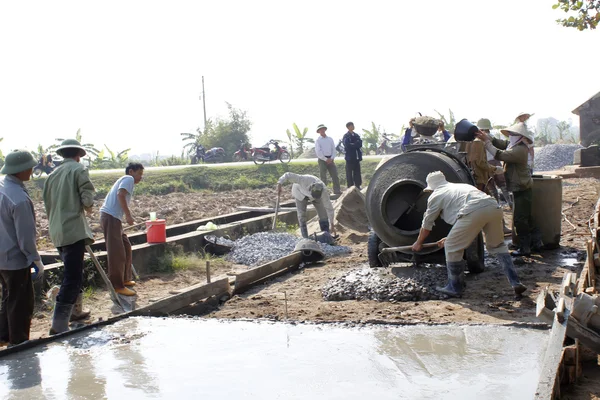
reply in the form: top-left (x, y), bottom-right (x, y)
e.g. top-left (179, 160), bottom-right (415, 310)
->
top-left (424, 171), bottom-right (447, 192)
top-left (501, 122), bottom-right (534, 142)
top-left (477, 118), bottom-right (493, 131)
top-left (56, 139), bottom-right (87, 157)
top-left (309, 182), bottom-right (325, 199)
top-left (316, 124), bottom-right (327, 133)
top-left (515, 112), bottom-right (534, 122)
top-left (1, 149), bottom-right (37, 175)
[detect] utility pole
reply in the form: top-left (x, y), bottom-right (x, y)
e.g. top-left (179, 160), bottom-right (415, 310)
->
top-left (201, 76), bottom-right (207, 130)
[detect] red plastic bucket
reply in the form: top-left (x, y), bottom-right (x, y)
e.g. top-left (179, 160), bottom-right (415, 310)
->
top-left (146, 219), bottom-right (167, 243)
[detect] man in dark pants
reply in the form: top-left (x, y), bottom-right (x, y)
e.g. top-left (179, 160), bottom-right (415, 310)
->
top-left (43, 139), bottom-right (96, 335)
top-left (342, 122), bottom-right (363, 190)
top-left (0, 150), bottom-right (43, 346)
top-left (476, 123), bottom-right (535, 256)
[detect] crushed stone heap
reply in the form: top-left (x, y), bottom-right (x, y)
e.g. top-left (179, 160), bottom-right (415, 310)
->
top-left (534, 144), bottom-right (581, 172)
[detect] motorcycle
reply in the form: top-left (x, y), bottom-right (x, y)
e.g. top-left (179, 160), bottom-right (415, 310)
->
top-left (192, 145), bottom-right (225, 164)
top-left (336, 139), bottom-right (345, 157)
top-left (252, 140), bottom-right (291, 165)
top-left (232, 141), bottom-right (253, 162)
top-left (33, 156), bottom-right (62, 178)
top-left (377, 133), bottom-right (403, 155)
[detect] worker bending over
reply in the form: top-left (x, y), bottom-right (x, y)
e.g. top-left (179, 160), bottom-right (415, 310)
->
top-left (277, 173), bottom-right (335, 239)
top-left (100, 163), bottom-right (144, 296)
top-left (411, 171), bottom-right (526, 298)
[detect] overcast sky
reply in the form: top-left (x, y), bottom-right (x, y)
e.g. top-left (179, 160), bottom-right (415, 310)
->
top-left (1, 0), bottom-right (598, 156)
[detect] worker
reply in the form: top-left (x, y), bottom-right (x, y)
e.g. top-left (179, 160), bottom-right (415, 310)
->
top-left (411, 171), bottom-right (527, 297)
top-left (43, 139), bottom-right (96, 334)
top-left (99, 163), bottom-right (144, 296)
top-left (277, 172), bottom-right (335, 239)
top-left (476, 123), bottom-right (537, 256)
top-left (0, 150), bottom-right (43, 346)
top-left (342, 122), bottom-right (363, 190)
top-left (479, 119), bottom-right (513, 207)
top-left (315, 124), bottom-right (342, 195)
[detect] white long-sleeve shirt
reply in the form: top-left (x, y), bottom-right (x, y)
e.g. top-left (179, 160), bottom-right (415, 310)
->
top-left (277, 172), bottom-right (335, 224)
top-left (315, 136), bottom-right (336, 161)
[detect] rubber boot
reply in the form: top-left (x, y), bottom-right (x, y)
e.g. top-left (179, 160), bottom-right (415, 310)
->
top-left (511, 235), bottom-right (531, 257)
top-left (497, 253), bottom-right (527, 295)
top-left (49, 302), bottom-right (74, 335)
top-left (70, 293), bottom-right (91, 322)
top-left (436, 261), bottom-right (465, 298)
top-left (531, 229), bottom-right (544, 253)
top-left (300, 224), bottom-right (309, 239)
top-left (115, 287), bottom-right (136, 296)
top-left (318, 219), bottom-right (330, 232)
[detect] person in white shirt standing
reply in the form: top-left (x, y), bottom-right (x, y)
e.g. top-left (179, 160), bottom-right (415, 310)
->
top-left (315, 124), bottom-right (341, 195)
top-left (100, 163), bottom-right (144, 296)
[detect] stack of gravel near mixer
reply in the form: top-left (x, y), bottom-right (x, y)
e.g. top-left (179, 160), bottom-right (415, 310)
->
top-left (534, 144), bottom-right (582, 172)
top-left (225, 232), bottom-right (351, 267)
top-left (322, 266), bottom-right (449, 302)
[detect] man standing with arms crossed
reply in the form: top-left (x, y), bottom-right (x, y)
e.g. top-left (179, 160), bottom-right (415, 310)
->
top-left (100, 163), bottom-right (144, 296)
top-left (342, 122), bottom-right (363, 190)
top-left (43, 139), bottom-right (95, 335)
top-left (0, 150), bottom-right (43, 346)
top-left (315, 124), bottom-right (341, 195)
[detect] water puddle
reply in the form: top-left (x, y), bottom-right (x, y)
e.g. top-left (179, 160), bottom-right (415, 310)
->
top-left (0, 318), bottom-right (548, 399)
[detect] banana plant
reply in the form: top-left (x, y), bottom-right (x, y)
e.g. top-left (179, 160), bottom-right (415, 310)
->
top-left (285, 123), bottom-right (314, 158)
top-left (92, 145), bottom-right (131, 169)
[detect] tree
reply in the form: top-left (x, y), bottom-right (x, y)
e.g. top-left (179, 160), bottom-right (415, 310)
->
top-left (199, 103), bottom-right (252, 161)
top-left (553, 0), bottom-right (600, 30)
top-left (91, 145), bottom-right (131, 169)
top-left (181, 121), bottom-right (210, 160)
top-left (434, 109), bottom-right (457, 133)
top-left (362, 122), bottom-right (383, 155)
top-left (55, 129), bottom-right (100, 166)
top-left (285, 123), bottom-right (314, 158)
top-left (556, 120), bottom-right (576, 143)
top-left (536, 119), bottom-right (555, 145)
top-left (30, 144), bottom-right (56, 161)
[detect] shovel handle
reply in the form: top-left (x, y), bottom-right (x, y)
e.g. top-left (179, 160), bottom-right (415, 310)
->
top-left (85, 245), bottom-right (125, 309)
top-left (272, 192), bottom-right (281, 231)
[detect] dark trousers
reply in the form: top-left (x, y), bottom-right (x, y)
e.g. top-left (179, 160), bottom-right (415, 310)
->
top-left (345, 160), bottom-right (362, 188)
top-left (57, 240), bottom-right (86, 305)
top-left (101, 213), bottom-right (133, 290)
top-left (513, 188), bottom-right (533, 240)
top-left (0, 268), bottom-right (34, 345)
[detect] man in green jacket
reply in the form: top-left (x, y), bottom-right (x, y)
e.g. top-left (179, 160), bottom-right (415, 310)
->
top-left (476, 123), bottom-right (535, 256)
top-left (43, 139), bottom-right (95, 334)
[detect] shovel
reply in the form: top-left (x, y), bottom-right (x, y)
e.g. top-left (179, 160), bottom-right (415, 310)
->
top-left (272, 192), bottom-right (281, 231)
top-left (380, 241), bottom-right (443, 254)
top-left (85, 245), bottom-right (130, 312)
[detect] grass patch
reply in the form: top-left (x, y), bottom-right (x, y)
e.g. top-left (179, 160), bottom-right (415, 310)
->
top-left (25, 159), bottom-right (382, 198)
top-left (83, 286), bottom-right (95, 301)
top-left (147, 243), bottom-right (229, 274)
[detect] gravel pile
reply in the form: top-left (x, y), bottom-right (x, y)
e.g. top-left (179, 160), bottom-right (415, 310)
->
top-left (322, 266), bottom-right (449, 302)
top-left (225, 232), bottom-right (351, 267)
top-left (534, 144), bottom-right (581, 171)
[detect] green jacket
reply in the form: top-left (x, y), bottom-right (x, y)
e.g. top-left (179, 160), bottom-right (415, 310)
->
top-left (43, 159), bottom-right (96, 247)
top-left (489, 138), bottom-right (532, 192)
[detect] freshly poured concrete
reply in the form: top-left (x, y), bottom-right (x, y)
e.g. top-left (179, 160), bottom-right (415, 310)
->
top-left (0, 318), bottom-right (547, 399)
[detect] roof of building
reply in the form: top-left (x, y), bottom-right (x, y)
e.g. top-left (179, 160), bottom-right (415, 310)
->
top-left (573, 91), bottom-right (600, 115)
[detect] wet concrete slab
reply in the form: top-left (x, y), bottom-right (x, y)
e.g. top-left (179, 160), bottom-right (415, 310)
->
top-left (0, 318), bottom-right (548, 399)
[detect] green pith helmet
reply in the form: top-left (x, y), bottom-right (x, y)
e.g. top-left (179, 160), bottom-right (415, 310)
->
top-left (316, 124), bottom-right (327, 133)
top-left (56, 139), bottom-right (87, 157)
top-left (477, 118), bottom-right (493, 130)
top-left (310, 182), bottom-right (324, 199)
top-left (0, 149), bottom-right (37, 175)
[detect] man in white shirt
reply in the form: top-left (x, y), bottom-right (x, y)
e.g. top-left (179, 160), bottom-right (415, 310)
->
top-left (411, 171), bottom-right (526, 298)
top-left (315, 124), bottom-right (341, 195)
top-left (277, 172), bottom-right (335, 239)
top-left (100, 163), bottom-right (144, 296)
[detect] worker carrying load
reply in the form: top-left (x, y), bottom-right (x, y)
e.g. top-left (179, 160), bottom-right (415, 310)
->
top-left (277, 173), bottom-right (335, 240)
top-left (411, 171), bottom-right (527, 298)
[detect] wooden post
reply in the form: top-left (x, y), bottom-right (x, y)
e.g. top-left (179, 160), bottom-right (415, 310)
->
top-left (284, 291), bottom-right (288, 319)
top-left (206, 260), bottom-right (211, 283)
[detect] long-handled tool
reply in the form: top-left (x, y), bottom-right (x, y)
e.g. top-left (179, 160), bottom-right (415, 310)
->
top-left (85, 245), bottom-right (126, 311)
top-left (95, 221), bottom-right (146, 242)
top-left (380, 241), bottom-right (441, 254)
top-left (272, 192), bottom-right (281, 230)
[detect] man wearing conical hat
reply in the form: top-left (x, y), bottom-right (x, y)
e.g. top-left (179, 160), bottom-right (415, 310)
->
top-left (476, 123), bottom-right (536, 257)
top-left (0, 150), bottom-right (44, 346)
top-left (43, 139), bottom-right (96, 335)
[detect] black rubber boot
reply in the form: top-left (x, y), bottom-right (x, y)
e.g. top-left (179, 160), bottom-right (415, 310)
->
top-left (531, 229), bottom-right (544, 253)
top-left (436, 261), bottom-right (465, 298)
top-left (497, 253), bottom-right (527, 295)
top-left (300, 224), bottom-right (309, 238)
top-left (318, 219), bottom-right (330, 232)
top-left (511, 235), bottom-right (531, 257)
top-left (49, 302), bottom-right (74, 335)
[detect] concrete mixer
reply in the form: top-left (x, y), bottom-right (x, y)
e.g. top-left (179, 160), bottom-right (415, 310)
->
top-left (366, 147), bottom-right (485, 273)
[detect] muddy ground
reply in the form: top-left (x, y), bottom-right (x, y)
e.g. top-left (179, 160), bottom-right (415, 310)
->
top-left (14, 178), bottom-right (600, 398)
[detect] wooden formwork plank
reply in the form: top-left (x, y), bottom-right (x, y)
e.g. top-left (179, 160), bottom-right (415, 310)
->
top-left (132, 278), bottom-right (231, 316)
top-left (234, 252), bottom-right (303, 294)
top-left (587, 240), bottom-right (596, 289)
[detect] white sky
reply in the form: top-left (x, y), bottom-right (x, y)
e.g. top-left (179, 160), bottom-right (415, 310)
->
top-left (1, 0), bottom-right (598, 156)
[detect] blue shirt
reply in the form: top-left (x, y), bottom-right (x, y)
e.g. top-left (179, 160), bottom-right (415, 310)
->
top-left (100, 175), bottom-right (135, 220)
top-left (0, 175), bottom-right (40, 270)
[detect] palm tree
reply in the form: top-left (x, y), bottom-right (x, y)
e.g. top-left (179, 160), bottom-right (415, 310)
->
top-left (285, 123), bottom-right (314, 158)
top-left (362, 122), bottom-right (383, 155)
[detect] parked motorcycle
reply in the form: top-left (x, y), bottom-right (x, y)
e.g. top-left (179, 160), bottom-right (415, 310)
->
top-left (33, 155), bottom-right (63, 178)
top-left (377, 133), bottom-right (403, 155)
top-left (192, 145), bottom-right (225, 164)
top-left (252, 140), bottom-right (291, 165)
top-left (232, 141), bottom-right (253, 162)
top-left (336, 139), bottom-right (345, 157)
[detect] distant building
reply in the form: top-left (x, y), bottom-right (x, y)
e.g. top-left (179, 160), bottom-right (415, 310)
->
top-left (572, 91), bottom-right (600, 147)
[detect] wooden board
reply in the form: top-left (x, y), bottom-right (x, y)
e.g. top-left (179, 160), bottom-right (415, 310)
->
top-left (132, 278), bottom-right (231, 316)
top-left (535, 313), bottom-right (569, 399)
top-left (234, 252), bottom-right (303, 294)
